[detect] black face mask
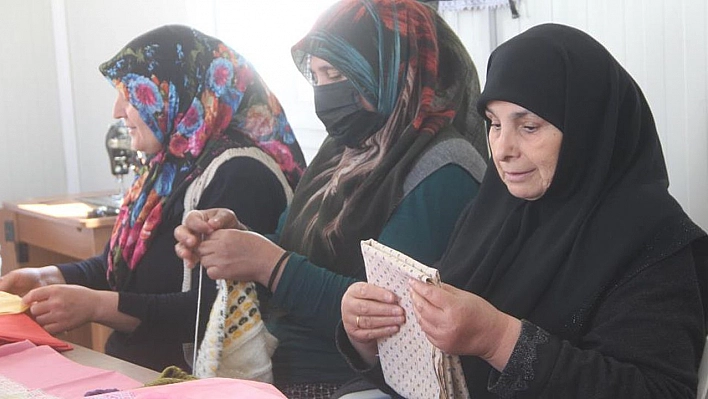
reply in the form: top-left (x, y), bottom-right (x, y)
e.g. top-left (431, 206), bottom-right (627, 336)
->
top-left (314, 80), bottom-right (387, 148)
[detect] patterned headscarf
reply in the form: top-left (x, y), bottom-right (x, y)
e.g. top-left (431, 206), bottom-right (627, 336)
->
top-left (280, 0), bottom-right (486, 276)
top-left (100, 25), bottom-right (306, 290)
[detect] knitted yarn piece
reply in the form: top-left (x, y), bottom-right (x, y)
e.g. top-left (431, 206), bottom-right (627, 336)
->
top-left (194, 280), bottom-right (277, 382)
top-left (180, 147), bottom-right (289, 382)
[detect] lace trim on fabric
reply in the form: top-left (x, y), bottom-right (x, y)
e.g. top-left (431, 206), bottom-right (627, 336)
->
top-left (488, 319), bottom-right (549, 398)
top-left (437, 0), bottom-right (517, 12)
top-left (277, 382), bottom-right (342, 399)
top-left (82, 391), bottom-right (136, 399)
top-left (0, 375), bottom-right (62, 398)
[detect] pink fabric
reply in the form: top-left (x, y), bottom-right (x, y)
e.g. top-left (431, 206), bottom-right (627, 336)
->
top-left (90, 378), bottom-right (287, 398)
top-left (0, 341), bottom-right (142, 398)
top-left (0, 339), bottom-right (35, 356)
top-left (0, 313), bottom-right (73, 351)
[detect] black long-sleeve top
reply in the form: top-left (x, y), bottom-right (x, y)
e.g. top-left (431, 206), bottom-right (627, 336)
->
top-left (59, 156), bottom-right (287, 372)
top-left (337, 245), bottom-right (706, 398)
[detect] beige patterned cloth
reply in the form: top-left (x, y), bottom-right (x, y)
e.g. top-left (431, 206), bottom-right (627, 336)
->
top-left (361, 239), bottom-right (469, 399)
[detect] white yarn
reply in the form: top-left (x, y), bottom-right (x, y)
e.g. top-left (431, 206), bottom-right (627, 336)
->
top-left (192, 254), bottom-right (204, 369)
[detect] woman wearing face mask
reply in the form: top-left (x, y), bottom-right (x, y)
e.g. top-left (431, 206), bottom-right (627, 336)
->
top-left (174, 0), bottom-right (487, 397)
top-left (0, 25), bottom-right (305, 373)
top-left (339, 23), bottom-right (708, 398)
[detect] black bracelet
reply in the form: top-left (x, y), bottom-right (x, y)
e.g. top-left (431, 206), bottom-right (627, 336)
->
top-left (267, 251), bottom-right (291, 292)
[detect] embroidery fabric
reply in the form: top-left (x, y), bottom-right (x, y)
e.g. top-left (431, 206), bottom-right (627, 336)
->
top-left (361, 239), bottom-right (469, 399)
top-left (0, 375), bottom-right (60, 399)
top-left (436, 0), bottom-right (516, 12)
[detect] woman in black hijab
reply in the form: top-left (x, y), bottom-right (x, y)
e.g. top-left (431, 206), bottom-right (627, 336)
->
top-left (340, 23), bottom-right (708, 398)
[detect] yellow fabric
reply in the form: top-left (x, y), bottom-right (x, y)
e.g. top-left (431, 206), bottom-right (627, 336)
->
top-left (0, 291), bottom-right (29, 315)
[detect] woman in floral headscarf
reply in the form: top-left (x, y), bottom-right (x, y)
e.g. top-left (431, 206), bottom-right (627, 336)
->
top-left (0, 25), bottom-right (305, 372)
top-left (175, 0), bottom-right (487, 397)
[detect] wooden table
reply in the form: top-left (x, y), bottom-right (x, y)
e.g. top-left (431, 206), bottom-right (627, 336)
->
top-left (0, 191), bottom-right (117, 272)
top-left (0, 192), bottom-right (118, 352)
top-left (63, 344), bottom-right (160, 384)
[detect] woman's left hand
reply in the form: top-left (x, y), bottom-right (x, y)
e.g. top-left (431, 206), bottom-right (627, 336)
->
top-left (409, 279), bottom-right (522, 371)
top-left (23, 285), bottom-right (100, 334)
top-left (196, 229), bottom-right (285, 286)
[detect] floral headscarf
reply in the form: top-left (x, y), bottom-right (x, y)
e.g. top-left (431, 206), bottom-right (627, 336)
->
top-left (100, 25), bottom-right (306, 290)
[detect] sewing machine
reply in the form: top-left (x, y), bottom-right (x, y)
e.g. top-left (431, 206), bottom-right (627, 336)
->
top-left (77, 120), bottom-right (140, 217)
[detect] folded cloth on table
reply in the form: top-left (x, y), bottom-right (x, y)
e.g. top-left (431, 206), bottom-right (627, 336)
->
top-left (0, 340), bottom-right (141, 398)
top-left (0, 312), bottom-right (73, 351)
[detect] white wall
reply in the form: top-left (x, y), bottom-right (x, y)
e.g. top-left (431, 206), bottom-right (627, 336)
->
top-left (443, 0), bottom-right (708, 229)
top-left (0, 0), bottom-right (67, 201)
top-left (60, 0), bottom-right (215, 195)
top-left (211, 0), bottom-right (338, 160)
top-left (0, 0), bottom-right (330, 205)
top-left (1, 0), bottom-right (706, 230)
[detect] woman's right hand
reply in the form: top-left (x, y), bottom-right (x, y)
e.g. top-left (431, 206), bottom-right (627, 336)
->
top-left (174, 208), bottom-right (245, 268)
top-left (0, 266), bottom-right (65, 297)
top-left (341, 282), bottom-right (405, 366)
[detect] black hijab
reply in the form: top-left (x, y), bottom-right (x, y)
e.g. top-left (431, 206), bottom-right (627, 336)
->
top-left (439, 22), bottom-right (707, 384)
